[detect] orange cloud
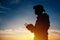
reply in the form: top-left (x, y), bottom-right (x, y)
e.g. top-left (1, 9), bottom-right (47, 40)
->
top-left (0, 29), bottom-right (60, 40)
top-left (48, 29), bottom-right (60, 40)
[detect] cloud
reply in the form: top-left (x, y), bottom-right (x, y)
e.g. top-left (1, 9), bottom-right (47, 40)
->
top-left (0, 5), bottom-right (10, 10)
top-left (0, 18), bottom-right (2, 23)
top-left (48, 29), bottom-right (60, 35)
top-left (0, 29), bottom-right (60, 36)
top-left (0, 3), bottom-right (10, 10)
top-left (10, 0), bottom-right (21, 4)
top-left (0, 3), bottom-right (10, 13)
top-left (0, 11), bottom-right (7, 13)
top-left (0, 28), bottom-right (30, 37)
top-left (0, 6), bottom-right (10, 10)
top-left (0, 29), bottom-right (60, 40)
top-left (48, 29), bottom-right (60, 40)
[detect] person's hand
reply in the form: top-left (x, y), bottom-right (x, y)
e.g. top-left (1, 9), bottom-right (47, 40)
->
top-left (25, 23), bottom-right (34, 30)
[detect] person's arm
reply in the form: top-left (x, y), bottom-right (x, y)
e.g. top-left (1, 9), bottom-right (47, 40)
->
top-left (25, 24), bottom-right (35, 33)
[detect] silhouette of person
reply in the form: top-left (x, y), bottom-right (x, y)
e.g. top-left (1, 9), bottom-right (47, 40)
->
top-left (25, 4), bottom-right (50, 40)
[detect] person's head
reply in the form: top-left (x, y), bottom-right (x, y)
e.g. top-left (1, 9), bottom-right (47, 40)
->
top-left (33, 4), bottom-right (45, 15)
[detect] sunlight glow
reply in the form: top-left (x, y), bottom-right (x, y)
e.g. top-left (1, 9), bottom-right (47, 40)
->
top-left (0, 29), bottom-right (60, 40)
top-left (31, 33), bottom-right (34, 38)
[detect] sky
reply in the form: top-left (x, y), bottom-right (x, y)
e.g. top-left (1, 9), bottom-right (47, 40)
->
top-left (0, 0), bottom-right (60, 40)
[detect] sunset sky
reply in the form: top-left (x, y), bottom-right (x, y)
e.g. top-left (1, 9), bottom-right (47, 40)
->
top-left (0, 0), bottom-right (60, 40)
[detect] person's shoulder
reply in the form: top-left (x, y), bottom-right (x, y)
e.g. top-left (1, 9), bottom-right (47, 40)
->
top-left (43, 13), bottom-right (49, 17)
